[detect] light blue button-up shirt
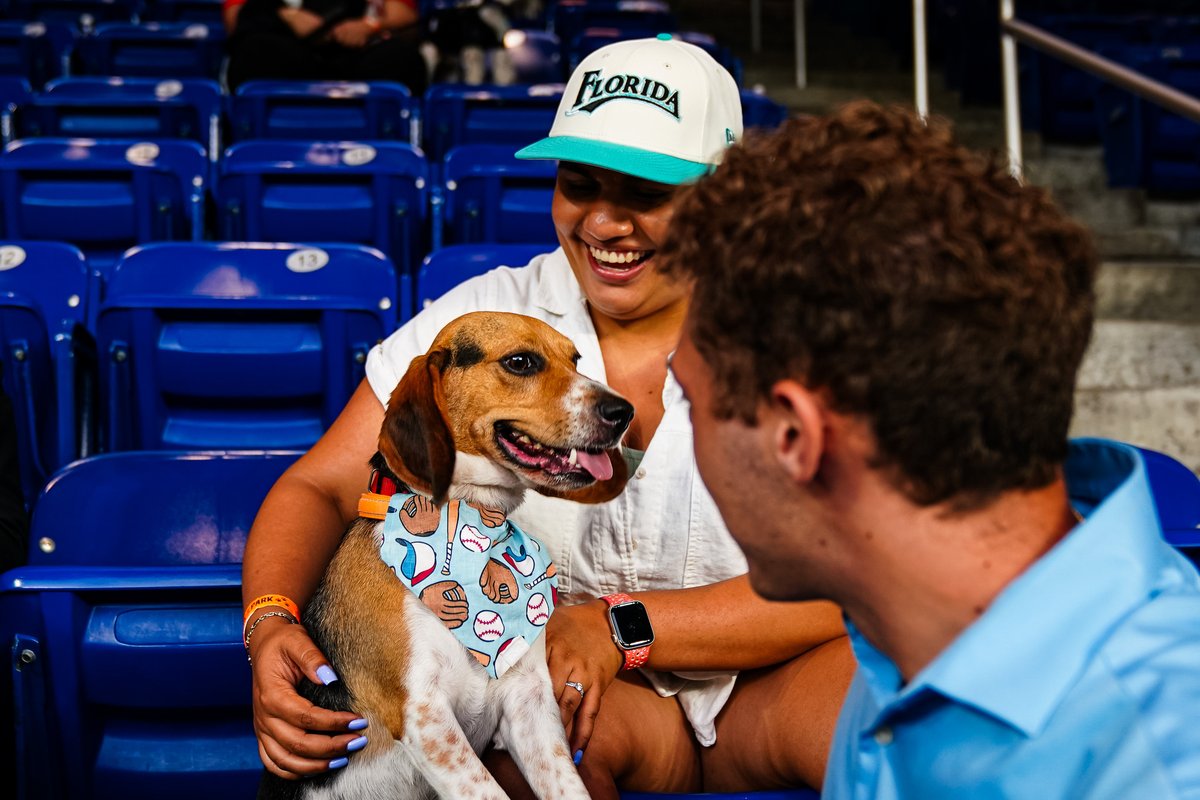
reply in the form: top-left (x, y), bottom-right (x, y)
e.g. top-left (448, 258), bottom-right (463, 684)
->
top-left (824, 439), bottom-right (1200, 800)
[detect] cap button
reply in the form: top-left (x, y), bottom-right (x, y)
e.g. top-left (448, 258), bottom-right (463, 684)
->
top-left (656, 32), bottom-right (672, 41)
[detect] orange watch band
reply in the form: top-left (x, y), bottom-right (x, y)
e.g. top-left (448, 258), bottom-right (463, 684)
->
top-left (602, 593), bottom-right (651, 670)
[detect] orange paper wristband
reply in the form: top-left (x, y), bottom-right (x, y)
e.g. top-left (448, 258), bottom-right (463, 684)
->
top-left (243, 594), bottom-right (300, 628)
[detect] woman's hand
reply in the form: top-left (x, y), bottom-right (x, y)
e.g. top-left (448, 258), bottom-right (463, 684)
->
top-left (277, 7), bottom-right (325, 38)
top-left (330, 18), bottom-right (376, 48)
top-left (544, 600), bottom-right (623, 756)
top-left (249, 616), bottom-right (369, 778)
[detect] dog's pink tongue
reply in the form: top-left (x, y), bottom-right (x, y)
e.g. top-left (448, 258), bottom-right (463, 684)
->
top-left (577, 450), bottom-right (614, 481)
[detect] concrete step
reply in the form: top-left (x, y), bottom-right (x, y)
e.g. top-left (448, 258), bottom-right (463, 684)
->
top-left (1073, 319), bottom-right (1200, 471)
top-left (1096, 261), bottom-right (1200, 323)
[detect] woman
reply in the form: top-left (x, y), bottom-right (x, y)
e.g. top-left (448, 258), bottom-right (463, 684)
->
top-left (243, 37), bottom-right (853, 798)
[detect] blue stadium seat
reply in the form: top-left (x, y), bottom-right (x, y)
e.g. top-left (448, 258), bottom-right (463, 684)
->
top-left (504, 27), bottom-right (566, 83)
top-left (142, 0), bottom-right (223, 25)
top-left (0, 449), bottom-right (301, 800)
top-left (218, 140), bottom-right (429, 276)
top-left (17, 77), bottom-right (220, 161)
top-left (73, 21), bottom-right (225, 79)
top-left (0, 137), bottom-right (207, 275)
top-left (1138, 447), bottom-right (1200, 565)
top-left (741, 88), bottom-right (789, 129)
top-left (95, 241), bottom-right (399, 451)
top-left (0, 241), bottom-right (94, 507)
top-left (416, 242), bottom-right (548, 310)
top-left (0, 21), bottom-right (74, 88)
top-left (229, 80), bottom-right (419, 146)
top-left (0, 77), bottom-right (32, 145)
top-left (422, 83), bottom-right (564, 162)
top-left (9, 0), bottom-right (139, 29)
top-left (552, 0), bottom-right (676, 64)
top-left (435, 144), bottom-right (558, 250)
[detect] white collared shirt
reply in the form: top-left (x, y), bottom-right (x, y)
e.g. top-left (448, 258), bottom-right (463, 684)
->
top-left (365, 248), bottom-right (747, 745)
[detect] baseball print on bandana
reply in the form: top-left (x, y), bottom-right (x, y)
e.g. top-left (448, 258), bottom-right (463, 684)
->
top-left (380, 491), bottom-right (559, 679)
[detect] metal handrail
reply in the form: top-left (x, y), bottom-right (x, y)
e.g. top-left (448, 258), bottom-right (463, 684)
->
top-left (999, 0), bottom-right (1200, 180)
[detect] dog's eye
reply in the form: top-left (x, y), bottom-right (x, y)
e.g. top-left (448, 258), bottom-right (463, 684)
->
top-left (500, 352), bottom-right (543, 375)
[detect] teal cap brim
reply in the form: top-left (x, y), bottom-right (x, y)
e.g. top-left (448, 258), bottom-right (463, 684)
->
top-left (515, 136), bottom-right (712, 185)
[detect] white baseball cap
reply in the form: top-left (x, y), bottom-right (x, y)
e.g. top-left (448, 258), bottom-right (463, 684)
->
top-left (515, 34), bottom-right (743, 184)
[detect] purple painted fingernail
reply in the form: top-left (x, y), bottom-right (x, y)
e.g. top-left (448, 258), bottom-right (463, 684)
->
top-left (348, 718), bottom-right (369, 731)
top-left (347, 736), bottom-right (368, 752)
top-left (573, 749), bottom-right (583, 765)
top-left (329, 757), bottom-right (349, 770)
top-left (316, 665), bottom-right (338, 685)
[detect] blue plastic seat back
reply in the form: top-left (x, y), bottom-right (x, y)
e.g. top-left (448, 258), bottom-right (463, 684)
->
top-left (10, 0), bottom-right (139, 28)
top-left (1138, 447), bottom-right (1200, 564)
top-left (417, 242), bottom-right (547, 310)
top-left (18, 77), bottom-right (221, 152)
top-left (74, 21), bottom-right (225, 79)
top-left (741, 88), bottom-right (789, 129)
top-left (95, 241), bottom-right (398, 451)
top-left (142, 0), bottom-right (224, 25)
top-left (0, 137), bottom-right (207, 275)
top-left (439, 143), bottom-right (558, 249)
top-left (229, 80), bottom-right (419, 145)
top-left (0, 76), bottom-right (32, 145)
top-left (506, 28), bottom-right (566, 83)
top-left (0, 21), bottom-right (74, 87)
top-left (218, 140), bottom-right (429, 277)
top-left (422, 83), bottom-right (564, 162)
top-left (1139, 46), bottom-right (1200, 193)
top-left (0, 449), bottom-right (300, 800)
top-left (0, 240), bottom-right (92, 506)
top-left (552, 0), bottom-right (676, 64)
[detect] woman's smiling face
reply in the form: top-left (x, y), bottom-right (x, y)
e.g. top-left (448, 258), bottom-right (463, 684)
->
top-left (552, 161), bottom-right (690, 324)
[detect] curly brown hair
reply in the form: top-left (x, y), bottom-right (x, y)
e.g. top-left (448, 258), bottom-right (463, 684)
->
top-left (661, 101), bottom-right (1098, 509)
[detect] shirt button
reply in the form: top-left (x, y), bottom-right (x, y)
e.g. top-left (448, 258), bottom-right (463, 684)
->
top-left (635, 468), bottom-right (647, 479)
top-left (873, 726), bottom-right (894, 746)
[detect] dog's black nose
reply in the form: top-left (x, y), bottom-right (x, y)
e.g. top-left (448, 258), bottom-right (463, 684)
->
top-left (597, 397), bottom-right (634, 430)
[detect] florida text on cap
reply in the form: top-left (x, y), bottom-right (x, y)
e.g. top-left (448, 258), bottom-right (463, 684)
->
top-left (515, 34), bottom-right (744, 185)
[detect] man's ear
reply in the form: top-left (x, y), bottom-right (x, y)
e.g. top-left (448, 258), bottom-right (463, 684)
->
top-left (769, 380), bottom-right (825, 485)
top-left (379, 349), bottom-right (455, 505)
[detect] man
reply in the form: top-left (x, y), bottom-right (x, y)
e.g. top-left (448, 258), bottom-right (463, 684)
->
top-left (663, 101), bottom-right (1200, 798)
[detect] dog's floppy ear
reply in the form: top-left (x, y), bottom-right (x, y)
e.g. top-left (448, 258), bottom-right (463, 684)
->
top-left (380, 349), bottom-right (455, 506)
top-left (540, 447), bottom-right (631, 505)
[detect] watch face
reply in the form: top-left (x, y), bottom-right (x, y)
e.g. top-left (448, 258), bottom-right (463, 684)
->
top-left (610, 602), bottom-right (654, 649)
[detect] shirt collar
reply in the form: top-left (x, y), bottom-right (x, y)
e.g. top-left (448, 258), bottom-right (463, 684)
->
top-left (532, 247), bottom-right (584, 318)
top-left (853, 439), bottom-right (1182, 737)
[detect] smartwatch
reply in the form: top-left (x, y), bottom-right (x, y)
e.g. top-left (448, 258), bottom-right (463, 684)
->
top-left (601, 593), bottom-right (654, 670)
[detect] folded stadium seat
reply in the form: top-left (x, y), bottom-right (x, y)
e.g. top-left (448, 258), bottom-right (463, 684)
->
top-left (0, 241), bottom-right (95, 507)
top-left (229, 80), bottom-right (419, 146)
top-left (0, 77), bottom-right (32, 145)
top-left (1137, 46), bottom-right (1200, 194)
top-left (17, 77), bottom-right (221, 171)
top-left (72, 21), bottom-right (225, 80)
top-left (0, 21), bottom-right (74, 88)
top-left (1019, 12), bottom-right (1159, 142)
top-left (741, 88), bottom-right (789, 130)
top-left (141, 0), bottom-right (224, 26)
top-left (8, 0), bottom-right (140, 29)
top-left (422, 82), bottom-right (564, 162)
top-left (416, 242), bottom-right (548, 311)
top-left (434, 143), bottom-right (558, 250)
top-left (218, 140), bottom-right (429, 277)
top-left (0, 449), bottom-right (300, 800)
top-left (551, 0), bottom-right (676, 66)
top-left (94, 241), bottom-right (401, 451)
top-left (503, 27), bottom-right (566, 83)
top-left (0, 137), bottom-right (207, 276)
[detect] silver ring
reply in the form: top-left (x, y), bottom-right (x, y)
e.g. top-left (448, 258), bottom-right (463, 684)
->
top-left (564, 680), bottom-right (586, 699)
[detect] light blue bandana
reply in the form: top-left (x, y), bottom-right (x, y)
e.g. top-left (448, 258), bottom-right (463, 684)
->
top-left (379, 492), bottom-right (558, 679)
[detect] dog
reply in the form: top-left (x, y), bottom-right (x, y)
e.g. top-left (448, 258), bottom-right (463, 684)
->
top-left (259, 310), bottom-right (633, 799)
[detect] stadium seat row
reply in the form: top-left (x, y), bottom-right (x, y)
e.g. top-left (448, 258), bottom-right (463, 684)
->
top-left (0, 238), bottom-right (548, 505)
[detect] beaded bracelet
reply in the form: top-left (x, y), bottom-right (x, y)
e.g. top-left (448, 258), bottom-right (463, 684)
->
top-left (244, 610), bottom-right (298, 664)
